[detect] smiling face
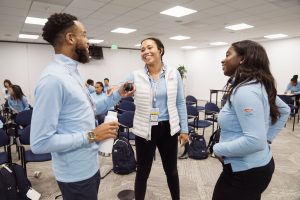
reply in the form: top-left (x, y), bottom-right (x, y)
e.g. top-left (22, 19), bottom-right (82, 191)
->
top-left (140, 39), bottom-right (163, 66)
top-left (221, 46), bottom-right (243, 77)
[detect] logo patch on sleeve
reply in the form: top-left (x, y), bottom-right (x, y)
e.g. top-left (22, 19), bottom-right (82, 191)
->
top-left (244, 108), bottom-right (253, 112)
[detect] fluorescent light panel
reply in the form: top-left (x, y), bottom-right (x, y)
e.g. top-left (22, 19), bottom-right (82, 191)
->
top-left (135, 44), bottom-right (141, 47)
top-left (170, 35), bottom-right (191, 40)
top-left (210, 42), bottom-right (228, 46)
top-left (181, 46), bottom-right (197, 49)
top-left (160, 6), bottom-right (197, 17)
top-left (111, 27), bottom-right (136, 34)
top-left (264, 34), bottom-right (288, 39)
top-left (25, 17), bottom-right (47, 25)
top-left (225, 23), bottom-right (254, 31)
top-left (88, 39), bottom-right (104, 44)
top-left (18, 34), bottom-right (39, 39)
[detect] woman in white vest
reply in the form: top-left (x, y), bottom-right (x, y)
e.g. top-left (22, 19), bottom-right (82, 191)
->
top-left (125, 37), bottom-right (189, 200)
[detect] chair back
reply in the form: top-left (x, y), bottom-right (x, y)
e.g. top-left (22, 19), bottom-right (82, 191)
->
top-left (205, 102), bottom-right (220, 114)
top-left (0, 129), bottom-right (9, 147)
top-left (15, 110), bottom-right (32, 127)
top-left (121, 97), bottom-right (134, 102)
top-left (119, 101), bottom-right (135, 112)
top-left (186, 95), bottom-right (197, 105)
top-left (0, 115), bottom-right (5, 124)
top-left (118, 111), bottom-right (134, 128)
top-left (278, 95), bottom-right (294, 105)
top-left (187, 105), bottom-right (199, 117)
top-left (19, 125), bottom-right (30, 145)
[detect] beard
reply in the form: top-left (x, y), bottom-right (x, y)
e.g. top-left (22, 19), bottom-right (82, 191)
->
top-left (75, 44), bottom-right (90, 64)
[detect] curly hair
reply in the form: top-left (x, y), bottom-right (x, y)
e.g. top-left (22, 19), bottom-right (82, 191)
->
top-left (42, 13), bottom-right (77, 46)
top-left (227, 40), bottom-right (280, 124)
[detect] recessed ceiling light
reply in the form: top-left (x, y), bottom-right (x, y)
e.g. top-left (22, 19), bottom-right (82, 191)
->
top-left (111, 27), bottom-right (136, 34)
top-left (169, 35), bottom-right (191, 40)
top-left (25, 17), bottom-right (47, 25)
top-left (225, 23), bottom-right (254, 31)
top-left (181, 46), bottom-right (197, 49)
top-left (135, 44), bottom-right (141, 47)
top-left (210, 42), bottom-right (228, 46)
top-left (19, 34), bottom-right (39, 39)
top-left (160, 6), bottom-right (197, 18)
top-left (88, 39), bottom-right (104, 44)
top-left (264, 34), bottom-right (288, 39)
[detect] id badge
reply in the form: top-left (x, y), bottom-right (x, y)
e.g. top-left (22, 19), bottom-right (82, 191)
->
top-left (150, 107), bottom-right (160, 126)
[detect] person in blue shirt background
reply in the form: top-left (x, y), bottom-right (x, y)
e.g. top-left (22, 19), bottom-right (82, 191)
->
top-left (285, 75), bottom-right (300, 94)
top-left (125, 37), bottom-right (189, 200)
top-left (8, 85), bottom-right (29, 113)
top-left (86, 78), bottom-right (96, 94)
top-left (103, 78), bottom-right (110, 93)
top-left (212, 40), bottom-right (290, 200)
top-left (30, 13), bottom-right (134, 200)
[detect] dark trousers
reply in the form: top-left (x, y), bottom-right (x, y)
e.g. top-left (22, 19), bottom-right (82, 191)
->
top-left (57, 170), bottom-right (100, 200)
top-left (134, 121), bottom-right (180, 200)
top-left (212, 158), bottom-right (275, 200)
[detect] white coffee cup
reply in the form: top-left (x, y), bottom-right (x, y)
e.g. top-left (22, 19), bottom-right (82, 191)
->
top-left (99, 111), bottom-right (118, 156)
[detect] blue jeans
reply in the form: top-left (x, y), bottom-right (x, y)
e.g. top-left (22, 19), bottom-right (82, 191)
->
top-left (57, 170), bottom-right (100, 200)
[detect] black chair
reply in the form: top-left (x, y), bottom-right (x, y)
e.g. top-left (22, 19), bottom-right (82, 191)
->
top-left (0, 128), bottom-right (12, 164)
top-left (17, 125), bottom-right (52, 174)
top-left (204, 102), bottom-right (220, 132)
top-left (187, 105), bottom-right (212, 135)
top-left (118, 101), bottom-right (135, 114)
top-left (14, 110), bottom-right (32, 128)
top-left (118, 111), bottom-right (135, 141)
top-left (186, 95), bottom-right (205, 111)
top-left (278, 95), bottom-right (298, 131)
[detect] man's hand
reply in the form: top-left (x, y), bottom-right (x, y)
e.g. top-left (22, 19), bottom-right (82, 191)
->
top-left (93, 121), bottom-right (119, 142)
top-left (118, 82), bottom-right (136, 97)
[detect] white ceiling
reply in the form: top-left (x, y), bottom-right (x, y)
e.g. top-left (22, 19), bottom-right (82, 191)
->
top-left (0, 0), bottom-right (300, 49)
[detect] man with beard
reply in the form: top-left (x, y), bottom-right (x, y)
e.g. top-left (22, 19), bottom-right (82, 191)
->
top-left (30, 13), bottom-right (134, 200)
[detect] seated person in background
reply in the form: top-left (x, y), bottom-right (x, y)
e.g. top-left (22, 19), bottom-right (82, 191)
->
top-left (103, 78), bottom-right (110, 93)
top-left (86, 79), bottom-right (95, 94)
top-left (3, 79), bottom-right (13, 101)
top-left (8, 85), bottom-right (29, 113)
top-left (285, 75), bottom-right (300, 94)
top-left (91, 81), bottom-right (105, 100)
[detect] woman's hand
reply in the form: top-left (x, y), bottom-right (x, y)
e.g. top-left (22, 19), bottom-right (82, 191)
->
top-left (118, 82), bottom-right (136, 97)
top-left (179, 133), bottom-right (189, 145)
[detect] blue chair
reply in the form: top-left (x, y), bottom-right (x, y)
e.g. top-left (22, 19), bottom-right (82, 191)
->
top-left (204, 102), bottom-right (220, 132)
top-left (187, 105), bottom-right (212, 135)
top-left (186, 95), bottom-right (205, 111)
top-left (118, 111), bottom-right (135, 141)
top-left (15, 110), bottom-right (32, 128)
top-left (278, 95), bottom-right (298, 131)
top-left (0, 128), bottom-right (12, 164)
top-left (121, 96), bottom-right (134, 102)
top-left (118, 101), bottom-right (135, 114)
top-left (17, 125), bottom-right (52, 175)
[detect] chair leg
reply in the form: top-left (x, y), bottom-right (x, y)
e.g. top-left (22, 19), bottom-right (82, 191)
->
top-left (293, 114), bottom-right (296, 131)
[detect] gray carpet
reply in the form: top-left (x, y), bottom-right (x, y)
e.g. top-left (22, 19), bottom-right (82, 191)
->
top-left (5, 118), bottom-right (300, 200)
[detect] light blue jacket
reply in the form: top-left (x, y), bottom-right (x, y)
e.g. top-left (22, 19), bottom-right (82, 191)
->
top-left (8, 96), bottom-right (29, 113)
top-left (214, 82), bottom-right (290, 172)
top-left (30, 54), bottom-right (121, 182)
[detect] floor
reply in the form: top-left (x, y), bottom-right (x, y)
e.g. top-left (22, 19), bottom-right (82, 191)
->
top-left (3, 117), bottom-right (300, 200)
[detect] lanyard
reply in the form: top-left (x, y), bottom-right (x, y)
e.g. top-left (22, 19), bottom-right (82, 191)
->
top-left (54, 59), bottom-right (97, 117)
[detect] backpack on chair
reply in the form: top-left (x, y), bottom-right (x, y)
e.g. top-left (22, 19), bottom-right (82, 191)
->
top-left (112, 137), bottom-right (136, 175)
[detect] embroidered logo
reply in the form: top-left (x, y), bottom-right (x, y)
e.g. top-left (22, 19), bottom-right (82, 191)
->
top-left (244, 108), bottom-right (253, 112)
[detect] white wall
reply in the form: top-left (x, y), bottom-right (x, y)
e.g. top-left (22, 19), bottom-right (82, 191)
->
top-left (0, 42), bottom-right (184, 105)
top-left (183, 37), bottom-right (300, 100)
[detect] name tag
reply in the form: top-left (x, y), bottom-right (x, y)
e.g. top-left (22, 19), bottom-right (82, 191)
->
top-left (150, 107), bottom-right (160, 126)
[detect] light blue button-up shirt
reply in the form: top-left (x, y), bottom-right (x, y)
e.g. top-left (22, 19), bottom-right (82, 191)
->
top-left (8, 96), bottom-right (29, 113)
top-left (285, 82), bottom-right (300, 94)
top-left (30, 54), bottom-right (121, 182)
top-left (213, 82), bottom-right (290, 172)
top-left (125, 65), bottom-right (188, 133)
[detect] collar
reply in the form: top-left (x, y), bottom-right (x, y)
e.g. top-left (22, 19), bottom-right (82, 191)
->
top-left (144, 64), bottom-right (167, 79)
top-left (54, 54), bottom-right (79, 73)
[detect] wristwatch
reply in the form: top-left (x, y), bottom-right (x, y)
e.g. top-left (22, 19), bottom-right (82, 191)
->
top-left (87, 131), bottom-right (96, 143)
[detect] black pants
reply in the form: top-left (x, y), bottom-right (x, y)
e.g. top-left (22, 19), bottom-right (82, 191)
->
top-left (212, 158), bottom-right (275, 200)
top-left (57, 170), bottom-right (100, 200)
top-left (135, 121), bottom-right (179, 200)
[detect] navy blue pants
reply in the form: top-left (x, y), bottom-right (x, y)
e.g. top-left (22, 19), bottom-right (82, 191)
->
top-left (213, 158), bottom-right (275, 200)
top-left (57, 170), bottom-right (100, 200)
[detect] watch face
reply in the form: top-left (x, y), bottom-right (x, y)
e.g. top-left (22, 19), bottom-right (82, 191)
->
top-left (88, 132), bottom-right (95, 139)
